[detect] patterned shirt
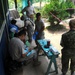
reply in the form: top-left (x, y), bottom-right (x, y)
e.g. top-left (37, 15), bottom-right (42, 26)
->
top-left (60, 30), bottom-right (75, 55)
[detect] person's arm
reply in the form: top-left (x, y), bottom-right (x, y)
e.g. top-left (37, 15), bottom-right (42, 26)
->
top-left (29, 48), bottom-right (33, 51)
top-left (21, 7), bottom-right (26, 15)
top-left (35, 21), bottom-right (37, 32)
top-left (21, 48), bottom-right (28, 57)
top-left (22, 53), bottom-right (27, 57)
top-left (39, 25), bottom-right (45, 32)
top-left (21, 46), bottom-right (33, 57)
top-left (32, 6), bottom-right (36, 14)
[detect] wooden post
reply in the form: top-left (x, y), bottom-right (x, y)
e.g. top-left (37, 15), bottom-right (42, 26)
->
top-left (14, 0), bottom-right (17, 9)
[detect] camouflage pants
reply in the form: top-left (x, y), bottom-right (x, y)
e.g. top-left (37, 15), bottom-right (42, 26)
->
top-left (61, 51), bottom-right (75, 73)
top-left (27, 31), bottom-right (33, 42)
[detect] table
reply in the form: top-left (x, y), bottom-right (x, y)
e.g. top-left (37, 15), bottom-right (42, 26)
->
top-left (37, 39), bottom-right (60, 75)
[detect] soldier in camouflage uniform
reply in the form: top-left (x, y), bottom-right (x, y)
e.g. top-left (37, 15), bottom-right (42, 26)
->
top-left (26, 16), bottom-right (34, 43)
top-left (60, 19), bottom-right (75, 75)
top-left (20, 14), bottom-right (34, 43)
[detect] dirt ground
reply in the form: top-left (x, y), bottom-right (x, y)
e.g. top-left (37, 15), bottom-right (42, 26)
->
top-left (44, 21), bottom-right (69, 57)
top-left (44, 23), bottom-right (68, 70)
top-left (44, 29), bottom-right (63, 57)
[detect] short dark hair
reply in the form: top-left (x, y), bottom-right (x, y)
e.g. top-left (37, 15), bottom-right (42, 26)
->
top-left (69, 19), bottom-right (75, 29)
top-left (16, 29), bottom-right (26, 37)
top-left (11, 19), bottom-right (17, 24)
top-left (36, 13), bottom-right (41, 18)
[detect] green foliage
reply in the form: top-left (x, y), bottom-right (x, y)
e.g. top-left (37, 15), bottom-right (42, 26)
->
top-left (41, 0), bottom-right (75, 24)
top-left (46, 25), bottom-right (67, 33)
top-left (8, 0), bottom-right (22, 12)
top-left (8, 0), bottom-right (15, 9)
top-left (33, 0), bottom-right (50, 3)
top-left (17, 0), bottom-right (22, 12)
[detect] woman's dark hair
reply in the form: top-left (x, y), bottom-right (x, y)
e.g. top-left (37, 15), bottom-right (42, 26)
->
top-left (36, 13), bottom-right (41, 18)
top-left (18, 29), bottom-right (26, 36)
top-left (11, 19), bottom-right (17, 24)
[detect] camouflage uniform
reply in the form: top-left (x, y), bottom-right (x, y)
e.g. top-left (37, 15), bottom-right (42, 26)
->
top-left (60, 30), bottom-right (75, 74)
top-left (26, 18), bottom-right (34, 43)
top-left (20, 15), bottom-right (34, 43)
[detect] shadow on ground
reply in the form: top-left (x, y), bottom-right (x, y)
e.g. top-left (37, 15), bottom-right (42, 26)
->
top-left (46, 25), bottom-right (68, 34)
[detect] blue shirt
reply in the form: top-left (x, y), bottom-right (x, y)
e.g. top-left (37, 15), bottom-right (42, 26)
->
top-left (9, 24), bottom-right (18, 33)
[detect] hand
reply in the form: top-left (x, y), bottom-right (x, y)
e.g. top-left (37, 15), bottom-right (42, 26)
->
top-left (29, 48), bottom-right (33, 52)
top-left (38, 32), bottom-right (41, 36)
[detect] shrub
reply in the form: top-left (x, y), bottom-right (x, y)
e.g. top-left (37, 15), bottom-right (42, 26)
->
top-left (41, 0), bottom-right (75, 26)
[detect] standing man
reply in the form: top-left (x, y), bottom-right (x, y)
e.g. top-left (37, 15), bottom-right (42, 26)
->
top-left (21, 0), bottom-right (35, 21)
top-left (60, 19), bottom-right (75, 75)
top-left (21, 0), bottom-right (35, 43)
top-left (35, 13), bottom-right (45, 44)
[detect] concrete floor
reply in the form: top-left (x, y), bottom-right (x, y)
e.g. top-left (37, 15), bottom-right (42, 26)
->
top-left (11, 55), bottom-right (74, 75)
top-left (11, 56), bottom-right (62, 75)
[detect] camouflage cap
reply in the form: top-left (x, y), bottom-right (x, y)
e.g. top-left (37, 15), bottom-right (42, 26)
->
top-left (69, 19), bottom-right (75, 28)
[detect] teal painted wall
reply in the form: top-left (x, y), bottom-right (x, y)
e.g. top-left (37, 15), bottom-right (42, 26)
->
top-left (22, 0), bottom-right (27, 8)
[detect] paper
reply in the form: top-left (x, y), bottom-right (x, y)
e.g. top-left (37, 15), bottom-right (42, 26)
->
top-left (50, 46), bottom-right (58, 52)
top-left (50, 46), bottom-right (60, 55)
